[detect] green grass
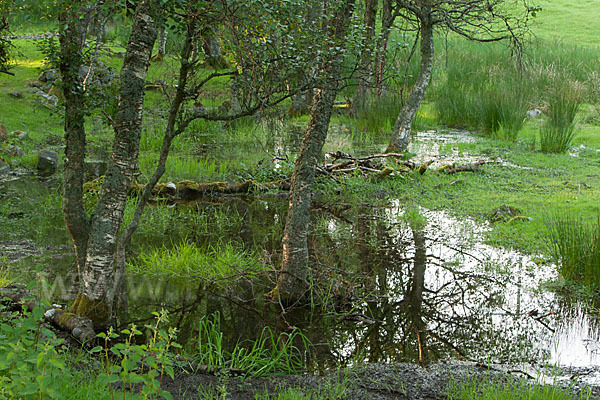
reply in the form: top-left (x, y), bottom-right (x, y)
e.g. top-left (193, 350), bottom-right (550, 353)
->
top-left (449, 378), bottom-right (593, 400)
top-left (531, 0), bottom-right (600, 48)
top-left (127, 239), bottom-right (265, 281)
top-left (547, 213), bottom-right (600, 288)
top-left (193, 312), bottom-right (307, 378)
top-left (540, 80), bottom-right (582, 153)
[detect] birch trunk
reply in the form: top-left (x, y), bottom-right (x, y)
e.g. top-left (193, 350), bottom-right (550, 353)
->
top-left (408, 228), bottom-right (428, 364)
top-left (153, 25), bottom-right (167, 61)
top-left (278, 0), bottom-right (356, 305)
top-left (71, 0), bottom-right (159, 327)
top-left (386, 17), bottom-right (434, 152)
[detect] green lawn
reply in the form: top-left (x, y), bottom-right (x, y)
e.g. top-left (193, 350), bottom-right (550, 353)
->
top-left (531, 0), bottom-right (600, 47)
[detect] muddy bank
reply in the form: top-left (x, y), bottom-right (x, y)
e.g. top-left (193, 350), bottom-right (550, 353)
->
top-left (159, 361), bottom-right (600, 399)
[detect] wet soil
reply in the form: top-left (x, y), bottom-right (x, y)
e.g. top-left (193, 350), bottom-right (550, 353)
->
top-left (157, 362), bottom-right (600, 399)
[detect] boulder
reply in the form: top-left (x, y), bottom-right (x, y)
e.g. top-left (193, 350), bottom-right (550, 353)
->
top-left (38, 69), bottom-right (58, 83)
top-left (9, 90), bottom-right (23, 98)
top-left (37, 149), bottom-right (60, 174)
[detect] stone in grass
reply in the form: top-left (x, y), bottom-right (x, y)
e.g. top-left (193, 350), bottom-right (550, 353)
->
top-left (9, 90), bottom-right (23, 98)
top-left (489, 205), bottom-right (521, 223)
top-left (4, 145), bottom-right (24, 157)
top-left (10, 131), bottom-right (28, 140)
top-left (37, 149), bottom-right (60, 174)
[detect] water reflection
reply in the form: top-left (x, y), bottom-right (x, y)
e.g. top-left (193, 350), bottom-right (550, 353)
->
top-left (3, 160), bottom-right (600, 382)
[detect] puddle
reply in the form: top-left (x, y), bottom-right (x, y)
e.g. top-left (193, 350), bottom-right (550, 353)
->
top-left (2, 130), bottom-right (600, 385)
top-left (407, 130), bottom-right (532, 170)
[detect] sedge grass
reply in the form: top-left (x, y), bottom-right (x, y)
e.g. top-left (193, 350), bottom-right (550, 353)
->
top-left (194, 312), bottom-right (307, 378)
top-left (127, 239), bottom-right (264, 281)
top-left (449, 378), bottom-right (592, 400)
top-left (540, 80), bottom-right (582, 153)
top-left (547, 213), bottom-right (600, 288)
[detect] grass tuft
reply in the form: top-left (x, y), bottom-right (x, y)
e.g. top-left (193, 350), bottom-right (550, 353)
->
top-left (540, 80), bottom-right (582, 153)
top-left (127, 239), bottom-right (264, 281)
top-left (194, 312), bottom-right (307, 377)
top-left (547, 213), bottom-right (600, 288)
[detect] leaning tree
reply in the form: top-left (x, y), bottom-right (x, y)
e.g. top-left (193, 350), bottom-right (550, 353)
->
top-left (277, 0), bottom-right (358, 304)
top-left (54, 0), bottom-right (322, 329)
top-left (386, 0), bottom-right (538, 152)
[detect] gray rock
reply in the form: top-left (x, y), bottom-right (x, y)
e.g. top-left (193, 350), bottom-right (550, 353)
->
top-left (10, 131), bottom-right (28, 140)
top-left (526, 109), bottom-right (542, 118)
top-left (40, 93), bottom-right (59, 108)
top-left (26, 80), bottom-right (44, 88)
top-left (38, 69), bottom-right (58, 83)
top-left (37, 149), bottom-right (60, 174)
top-left (9, 90), bottom-right (23, 98)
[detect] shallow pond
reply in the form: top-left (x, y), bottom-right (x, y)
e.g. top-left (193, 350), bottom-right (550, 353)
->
top-left (2, 129), bottom-right (600, 386)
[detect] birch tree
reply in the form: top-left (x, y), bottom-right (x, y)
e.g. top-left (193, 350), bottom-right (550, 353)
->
top-left (57, 0), bottom-right (320, 327)
top-left (278, 0), bottom-right (357, 304)
top-left (386, 0), bottom-right (536, 152)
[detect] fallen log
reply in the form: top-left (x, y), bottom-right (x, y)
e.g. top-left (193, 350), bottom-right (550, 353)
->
top-left (1, 285), bottom-right (96, 343)
top-left (326, 151), bottom-right (404, 161)
top-left (129, 179), bottom-right (290, 200)
top-left (441, 160), bottom-right (486, 174)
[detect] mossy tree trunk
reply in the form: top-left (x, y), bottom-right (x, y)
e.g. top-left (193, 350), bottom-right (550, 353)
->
top-left (59, 1), bottom-right (159, 327)
top-left (278, 0), bottom-right (356, 305)
top-left (59, 4), bottom-right (93, 275)
top-left (386, 9), bottom-right (433, 152)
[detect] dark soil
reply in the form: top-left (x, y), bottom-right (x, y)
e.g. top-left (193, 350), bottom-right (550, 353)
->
top-left (157, 362), bottom-right (600, 399)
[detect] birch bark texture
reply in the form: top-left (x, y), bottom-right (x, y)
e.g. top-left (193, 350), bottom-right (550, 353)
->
top-left (65, 0), bottom-right (159, 326)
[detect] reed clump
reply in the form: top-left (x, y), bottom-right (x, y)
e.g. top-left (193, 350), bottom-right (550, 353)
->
top-left (547, 213), bottom-right (600, 288)
top-left (540, 79), bottom-right (582, 153)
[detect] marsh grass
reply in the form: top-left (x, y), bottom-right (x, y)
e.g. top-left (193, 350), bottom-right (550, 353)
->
top-left (547, 213), bottom-right (600, 288)
top-left (127, 239), bottom-right (264, 281)
top-left (351, 94), bottom-right (403, 135)
top-left (540, 81), bottom-right (582, 153)
top-left (194, 312), bottom-right (306, 378)
top-left (449, 378), bottom-right (592, 400)
top-left (434, 39), bottom-right (597, 139)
